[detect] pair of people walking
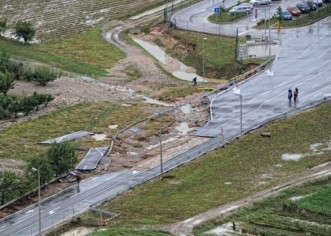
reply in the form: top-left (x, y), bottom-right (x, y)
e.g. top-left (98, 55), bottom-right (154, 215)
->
top-left (288, 88), bottom-right (299, 103)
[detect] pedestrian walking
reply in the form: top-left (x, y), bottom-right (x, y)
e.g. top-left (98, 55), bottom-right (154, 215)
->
top-left (294, 87), bottom-right (299, 103)
top-left (288, 88), bottom-right (293, 102)
top-left (192, 77), bottom-right (197, 87)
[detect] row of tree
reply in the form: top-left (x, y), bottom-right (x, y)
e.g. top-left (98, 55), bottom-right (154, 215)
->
top-left (0, 142), bottom-right (77, 205)
top-left (0, 51), bottom-right (60, 119)
top-left (0, 51), bottom-right (60, 88)
top-left (0, 19), bottom-right (35, 43)
top-left (0, 92), bottom-right (54, 119)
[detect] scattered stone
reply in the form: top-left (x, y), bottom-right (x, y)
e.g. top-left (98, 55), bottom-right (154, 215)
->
top-left (261, 132), bottom-right (271, 137)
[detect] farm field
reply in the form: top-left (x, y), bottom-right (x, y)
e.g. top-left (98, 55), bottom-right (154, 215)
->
top-left (0, 0), bottom-right (163, 42)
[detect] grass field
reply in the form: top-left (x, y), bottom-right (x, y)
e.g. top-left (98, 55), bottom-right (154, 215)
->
top-left (89, 102), bottom-right (331, 227)
top-left (0, 27), bottom-right (125, 77)
top-left (194, 177), bottom-right (331, 235)
top-left (160, 29), bottom-right (258, 79)
top-left (90, 227), bottom-right (172, 236)
top-left (0, 101), bottom-right (152, 162)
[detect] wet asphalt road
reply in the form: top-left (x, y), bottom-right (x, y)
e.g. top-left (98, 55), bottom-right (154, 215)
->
top-left (192, 18), bottom-right (331, 137)
top-left (172, 0), bottom-right (312, 38)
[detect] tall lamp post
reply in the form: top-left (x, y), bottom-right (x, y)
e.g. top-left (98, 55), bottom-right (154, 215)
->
top-left (202, 37), bottom-right (207, 94)
top-left (32, 167), bottom-right (41, 236)
top-left (233, 87), bottom-right (243, 138)
top-left (158, 115), bottom-right (164, 178)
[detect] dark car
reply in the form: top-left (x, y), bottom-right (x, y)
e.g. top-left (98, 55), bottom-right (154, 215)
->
top-left (296, 3), bottom-right (311, 13)
top-left (281, 10), bottom-right (293, 20)
top-left (302, 1), bottom-right (317, 11)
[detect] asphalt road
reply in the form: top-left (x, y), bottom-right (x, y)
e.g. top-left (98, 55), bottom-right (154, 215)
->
top-left (192, 17), bottom-right (331, 137)
top-left (172, 0), bottom-right (308, 37)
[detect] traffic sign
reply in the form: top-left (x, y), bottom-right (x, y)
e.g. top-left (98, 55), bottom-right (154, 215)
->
top-left (214, 7), bottom-right (220, 13)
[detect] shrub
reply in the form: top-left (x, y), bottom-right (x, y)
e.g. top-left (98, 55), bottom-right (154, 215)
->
top-left (0, 19), bottom-right (7, 37)
top-left (32, 67), bottom-right (58, 86)
top-left (21, 66), bottom-right (59, 86)
top-left (0, 71), bottom-right (16, 96)
top-left (14, 21), bottom-right (35, 43)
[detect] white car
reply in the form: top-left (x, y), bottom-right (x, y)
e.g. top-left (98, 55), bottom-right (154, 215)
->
top-left (249, 0), bottom-right (271, 6)
top-left (229, 5), bottom-right (253, 14)
top-left (312, 0), bottom-right (323, 6)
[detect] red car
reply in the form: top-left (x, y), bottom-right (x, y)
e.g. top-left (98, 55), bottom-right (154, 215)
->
top-left (287, 6), bottom-right (301, 16)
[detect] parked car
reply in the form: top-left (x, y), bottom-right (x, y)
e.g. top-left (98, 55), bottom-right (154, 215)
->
top-left (302, 0), bottom-right (317, 11)
top-left (287, 6), bottom-right (301, 16)
top-left (313, 0), bottom-right (323, 6)
top-left (239, 3), bottom-right (254, 8)
top-left (296, 3), bottom-right (311, 13)
top-left (281, 10), bottom-right (293, 20)
top-left (229, 5), bottom-right (253, 14)
top-left (249, 0), bottom-right (271, 6)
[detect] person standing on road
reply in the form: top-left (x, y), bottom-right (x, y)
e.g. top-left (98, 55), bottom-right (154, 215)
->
top-left (288, 88), bottom-right (293, 102)
top-left (294, 87), bottom-right (299, 103)
top-left (192, 77), bottom-right (197, 87)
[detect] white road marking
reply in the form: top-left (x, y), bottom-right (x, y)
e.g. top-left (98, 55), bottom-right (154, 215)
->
top-left (322, 59), bottom-right (330, 65)
top-left (308, 66), bottom-right (316, 72)
top-left (318, 47), bottom-right (331, 59)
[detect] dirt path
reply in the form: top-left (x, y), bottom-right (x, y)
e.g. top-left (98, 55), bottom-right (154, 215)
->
top-left (164, 161), bottom-right (331, 236)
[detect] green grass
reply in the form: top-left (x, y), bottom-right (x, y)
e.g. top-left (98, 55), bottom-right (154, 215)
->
top-left (296, 185), bottom-right (331, 216)
top-left (39, 27), bottom-right (125, 71)
top-left (95, 102), bottom-right (331, 226)
top-left (161, 30), bottom-right (249, 79)
top-left (209, 12), bottom-right (248, 23)
top-left (89, 227), bottom-right (172, 236)
top-left (0, 27), bottom-right (125, 77)
top-left (194, 177), bottom-right (331, 235)
top-left (0, 38), bottom-right (107, 77)
top-left (0, 101), bottom-right (151, 162)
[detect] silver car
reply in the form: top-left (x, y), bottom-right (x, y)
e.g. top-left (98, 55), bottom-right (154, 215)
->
top-left (229, 5), bottom-right (253, 14)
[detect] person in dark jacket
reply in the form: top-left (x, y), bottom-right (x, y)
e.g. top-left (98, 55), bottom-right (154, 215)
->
top-left (288, 88), bottom-right (293, 102)
top-left (294, 87), bottom-right (299, 102)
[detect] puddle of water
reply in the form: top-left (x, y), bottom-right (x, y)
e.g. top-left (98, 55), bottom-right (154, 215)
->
top-left (176, 122), bottom-right (193, 135)
top-left (60, 227), bottom-right (95, 236)
top-left (146, 137), bottom-right (177, 150)
top-left (91, 134), bottom-right (108, 141)
top-left (281, 153), bottom-right (304, 161)
top-left (108, 125), bottom-right (118, 129)
top-left (172, 71), bottom-right (204, 82)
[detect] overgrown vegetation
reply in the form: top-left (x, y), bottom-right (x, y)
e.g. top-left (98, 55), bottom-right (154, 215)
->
top-left (194, 177), bottom-right (331, 235)
top-left (161, 30), bottom-right (246, 79)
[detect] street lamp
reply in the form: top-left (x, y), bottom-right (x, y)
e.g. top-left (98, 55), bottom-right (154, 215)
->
top-left (32, 167), bottom-right (41, 236)
top-left (202, 37), bottom-right (207, 94)
top-left (158, 115), bottom-right (164, 178)
top-left (233, 87), bottom-right (243, 138)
